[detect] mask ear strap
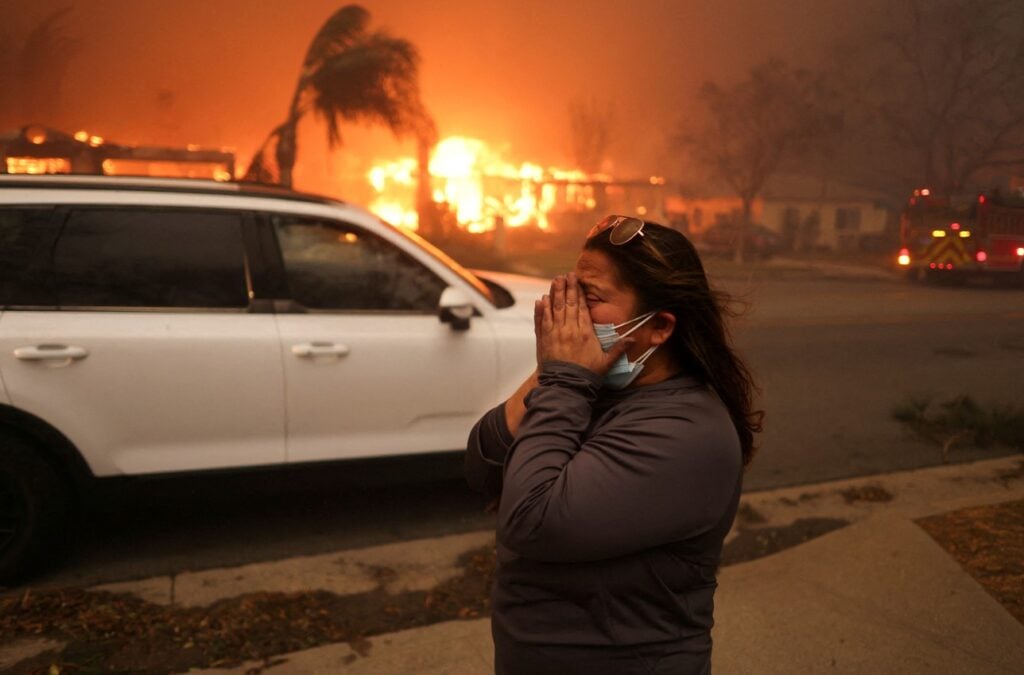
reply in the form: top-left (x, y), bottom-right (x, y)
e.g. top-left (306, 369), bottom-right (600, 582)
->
top-left (617, 311), bottom-right (657, 338)
top-left (634, 344), bottom-right (659, 366)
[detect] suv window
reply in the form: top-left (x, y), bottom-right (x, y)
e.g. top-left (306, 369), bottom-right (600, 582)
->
top-left (54, 208), bottom-right (249, 309)
top-left (273, 216), bottom-right (447, 311)
top-left (0, 207), bottom-right (58, 307)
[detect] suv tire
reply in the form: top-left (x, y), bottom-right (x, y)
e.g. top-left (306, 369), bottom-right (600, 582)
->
top-left (0, 432), bottom-right (69, 584)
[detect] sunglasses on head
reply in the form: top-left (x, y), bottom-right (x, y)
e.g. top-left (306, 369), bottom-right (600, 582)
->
top-left (587, 215), bottom-right (646, 245)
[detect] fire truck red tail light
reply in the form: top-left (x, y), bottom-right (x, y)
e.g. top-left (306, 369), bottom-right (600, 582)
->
top-left (976, 251), bottom-right (987, 263)
top-left (1017, 247), bottom-right (1024, 257)
top-left (897, 248), bottom-right (910, 266)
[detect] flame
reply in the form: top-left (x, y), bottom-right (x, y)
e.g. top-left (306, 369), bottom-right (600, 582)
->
top-left (368, 135), bottom-right (603, 233)
top-left (5, 157), bottom-right (71, 174)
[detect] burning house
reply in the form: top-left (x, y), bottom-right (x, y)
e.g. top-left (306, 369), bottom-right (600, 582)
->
top-left (1, 125), bottom-right (235, 181)
top-left (366, 135), bottom-right (669, 241)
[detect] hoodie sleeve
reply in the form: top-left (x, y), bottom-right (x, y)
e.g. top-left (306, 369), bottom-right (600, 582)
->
top-left (464, 402), bottom-right (515, 500)
top-left (497, 361), bottom-right (742, 563)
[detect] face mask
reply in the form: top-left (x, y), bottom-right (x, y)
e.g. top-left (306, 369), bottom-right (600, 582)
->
top-left (593, 311), bottom-right (660, 390)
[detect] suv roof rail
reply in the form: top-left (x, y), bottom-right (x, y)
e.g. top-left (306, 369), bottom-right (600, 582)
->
top-left (0, 174), bottom-right (345, 206)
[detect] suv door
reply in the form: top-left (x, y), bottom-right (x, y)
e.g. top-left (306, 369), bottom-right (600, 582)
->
top-left (269, 214), bottom-right (499, 462)
top-left (0, 206), bottom-right (285, 476)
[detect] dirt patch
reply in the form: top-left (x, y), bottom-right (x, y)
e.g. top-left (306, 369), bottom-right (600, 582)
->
top-left (720, 517), bottom-right (850, 566)
top-left (838, 484), bottom-right (894, 504)
top-left (735, 501), bottom-right (767, 525)
top-left (778, 491), bottom-right (823, 507)
top-left (917, 499), bottom-right (1024, 624)
top-left (995, 459), bottom-right (1024, 487)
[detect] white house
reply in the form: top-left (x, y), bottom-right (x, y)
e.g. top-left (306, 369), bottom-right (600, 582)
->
top-left (666, 174), bottom-right (895, 251)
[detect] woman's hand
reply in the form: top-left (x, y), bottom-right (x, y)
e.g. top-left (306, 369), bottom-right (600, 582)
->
top-left (535, 273), bottom-right (631, 375)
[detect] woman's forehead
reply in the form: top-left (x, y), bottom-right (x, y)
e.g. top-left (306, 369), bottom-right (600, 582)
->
top-left (574, 249), bottom-right (624, 289)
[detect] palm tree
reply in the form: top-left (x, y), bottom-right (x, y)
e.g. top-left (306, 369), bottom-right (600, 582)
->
top-left (244, 5), bottom-right (435, 187)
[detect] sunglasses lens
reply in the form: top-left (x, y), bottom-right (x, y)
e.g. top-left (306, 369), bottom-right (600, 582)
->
top-left (587, 216), bottom-right (618, 239)
top-left (609, 217), bottom-right (644, 245)
top-left (587, 215), bottom-right (645, 245)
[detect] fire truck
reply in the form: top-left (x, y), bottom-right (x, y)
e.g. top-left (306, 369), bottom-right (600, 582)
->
top-left (897, 188), bottom-right (1024, 285)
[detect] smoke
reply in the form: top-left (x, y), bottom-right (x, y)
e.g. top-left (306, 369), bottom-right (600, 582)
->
top-left (4, 0), bottom-right (870, 194)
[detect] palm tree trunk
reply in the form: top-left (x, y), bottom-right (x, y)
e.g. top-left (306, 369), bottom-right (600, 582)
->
top-left (275, 80), bottom-right (308, 188)
top-left (275, 117), bottom-right (299, 189)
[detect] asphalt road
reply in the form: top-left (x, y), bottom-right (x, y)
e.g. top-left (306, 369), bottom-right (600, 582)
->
top-left (28, 273), bottom-right (1024, 589)
top-left (724, 273), bottom-right (1024, 490)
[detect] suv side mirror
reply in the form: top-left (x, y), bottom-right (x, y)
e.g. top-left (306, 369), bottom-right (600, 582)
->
top-left (438, 286), bottom-right (476, 331)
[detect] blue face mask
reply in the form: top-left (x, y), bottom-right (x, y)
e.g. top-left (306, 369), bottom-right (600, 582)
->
top-left (593, 311), bottom-right (659, 390)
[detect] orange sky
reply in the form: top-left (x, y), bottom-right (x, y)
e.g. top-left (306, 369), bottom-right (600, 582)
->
top-left (4, 0), bottom-right (874, 197)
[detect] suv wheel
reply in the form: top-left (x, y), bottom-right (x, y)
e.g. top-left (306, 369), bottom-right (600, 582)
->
top-left (0, 432), bottom-right (69, 584)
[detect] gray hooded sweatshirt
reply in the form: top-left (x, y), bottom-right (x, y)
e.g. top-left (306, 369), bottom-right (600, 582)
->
top-left (466, 361), bottom-right (743, 673)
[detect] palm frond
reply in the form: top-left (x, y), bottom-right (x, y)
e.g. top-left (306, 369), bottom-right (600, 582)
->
top-left (306, 34), bottom-right (429, 148)
top-left (302, 5), bottom-right (370, 72)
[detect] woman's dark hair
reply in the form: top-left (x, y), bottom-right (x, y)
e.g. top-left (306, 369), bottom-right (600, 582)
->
top-left (585, 220), bottom-right (763, 465)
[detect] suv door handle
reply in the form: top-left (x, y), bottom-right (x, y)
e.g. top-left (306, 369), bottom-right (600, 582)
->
top-left (291, 342), bottom-right (350, 358)
top-left (14, 344), bottom-right (89, 362)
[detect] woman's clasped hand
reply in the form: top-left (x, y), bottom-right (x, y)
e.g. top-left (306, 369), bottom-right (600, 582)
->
top-left (533, 273), bottom-right (630, 375)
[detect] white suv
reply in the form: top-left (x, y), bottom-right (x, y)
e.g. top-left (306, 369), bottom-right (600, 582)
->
top-left (0, 175), bottom-right (544, 582)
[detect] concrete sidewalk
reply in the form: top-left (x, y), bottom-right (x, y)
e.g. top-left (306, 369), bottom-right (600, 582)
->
top-left (3, 455), bottom-right (1022, 673)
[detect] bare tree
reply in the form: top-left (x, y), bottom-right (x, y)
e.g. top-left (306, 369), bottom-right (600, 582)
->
top-left (567, 96), bottom-right (615, 174)
top-left (841, 0), bottom-right (1024, 197)
top-left (677, 59), bottom-right (841, 262)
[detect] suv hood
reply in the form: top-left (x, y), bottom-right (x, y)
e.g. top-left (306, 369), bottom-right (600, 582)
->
top-left (472, 269), bottom-right (549, 314)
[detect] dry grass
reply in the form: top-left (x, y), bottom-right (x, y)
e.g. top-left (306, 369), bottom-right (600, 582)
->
top-left (917, 498), bottom-right (1024, 623)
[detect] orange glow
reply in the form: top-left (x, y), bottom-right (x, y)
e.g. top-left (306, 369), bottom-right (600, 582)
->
top-left (367, 135), bottom-right (602, 232)
top-left (89, 135), bottom-right (104, 147)
top-left (74, 130), bottom-right (90, 143)
top-left (5, 157), bottom-right (71, 174)
top-left (102, 159), bottom-right (232, 181)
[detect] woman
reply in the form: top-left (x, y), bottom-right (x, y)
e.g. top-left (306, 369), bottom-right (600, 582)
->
top-left (466, 215), bottom-right (761, 674)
